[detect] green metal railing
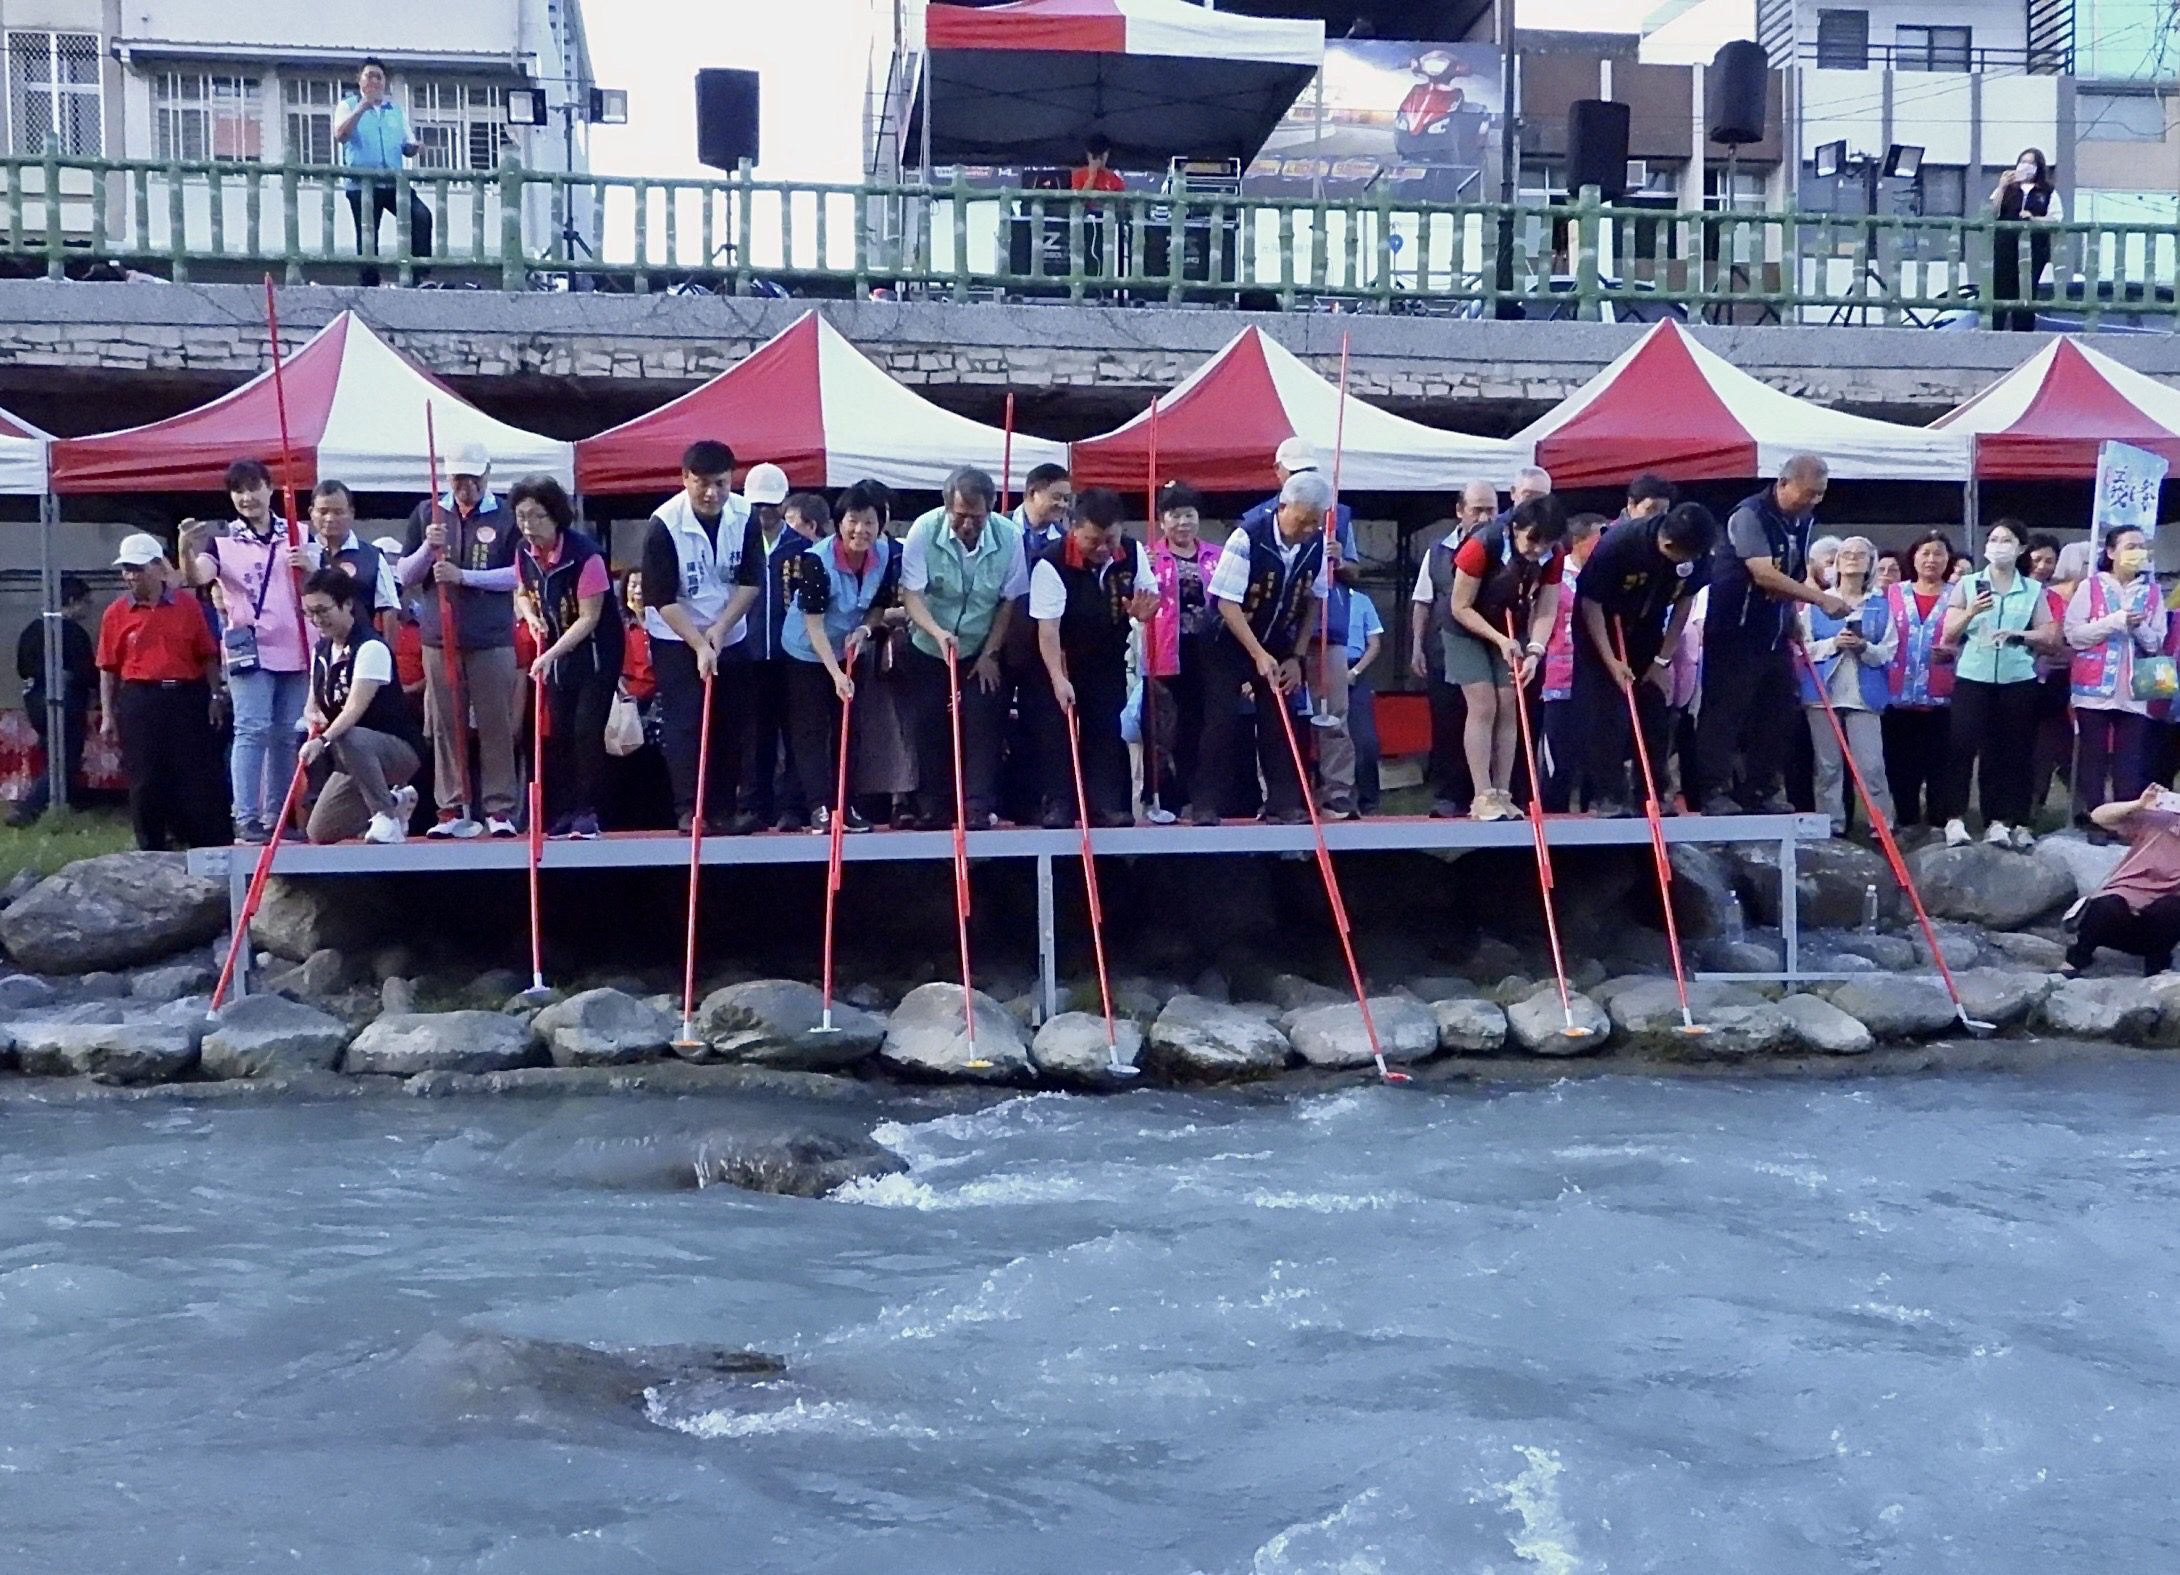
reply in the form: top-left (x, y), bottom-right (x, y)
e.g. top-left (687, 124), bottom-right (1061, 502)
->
top-left (3, 144), bottom-right (2176, 328)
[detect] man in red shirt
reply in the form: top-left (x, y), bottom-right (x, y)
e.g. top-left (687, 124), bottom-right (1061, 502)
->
top-left (1070, 132), bottom-right (1126, 194)
top-left (97, 533), bottom-right (231, 849)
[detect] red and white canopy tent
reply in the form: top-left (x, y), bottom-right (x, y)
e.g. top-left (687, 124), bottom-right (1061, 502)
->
top-left (0, 404), bottom-right (49, 496)
top-left (49, 310), bottom-right (572, 494)
top-left (911, 0), bottom-right (1324, 169)
top-left (1070, 326), bottom-right (1517, 492)
top-left (1931, 336), bottom-right (2180, 478)
top-left (1505, 320), bottom-right (1970, 487)
top-left (574, 310), bottom-right (1065, 496)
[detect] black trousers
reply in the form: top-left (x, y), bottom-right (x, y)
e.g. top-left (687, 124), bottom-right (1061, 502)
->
top-left (1039, 656), bottom-right (1130, 822)
top-left (1427, 675), bottom-right (1472, 806)
top-left (2030, 669), bottom-right (2073, 811)
top-left (115, 680), bottom-right (229, 850)
top-left (2074, 709), bottom-right (2150, 825)
top-left (903, 643), bottom-right (1004, 822)
top-left (1570, 625), bottom-right (1667, 808)
top-left (543, 676), bottom-right (614, 825)
top-left (1694, 638), bottom-right (1797, 807)
top-left (653, 641), bottom-right (749, 822)
top-left (997, 647), bottom-right (1059, 824)
top-left (1993, 231), bottom-right (2051, 332)
top-left (1941, 677), bottom-right (2038, 827)
top-left (18, 695), bottom-right (86, 816)
top-left (1143, 661), bottom-right (1208, 814)
top-left (345, 184), bottom-right (433, 287)
top-left (1882, 705), bottom-right (1951, 828)
top-left (1199, 635), bottom-right (1304, 817)
top-left (2069, 892), bottom-right (2180, 974)
top-left (784, 657), bottom-right (852, 816)
top-left (739, 658), bottom-right (801, 820)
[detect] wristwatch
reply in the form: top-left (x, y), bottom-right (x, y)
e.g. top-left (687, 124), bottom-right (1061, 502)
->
top-left (1525, 640), bottom-right (1545, 657)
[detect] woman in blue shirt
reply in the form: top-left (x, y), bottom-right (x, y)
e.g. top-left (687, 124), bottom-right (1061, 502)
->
top-left (783, 489), bottom-right (898, 835)
top-left (1937, 518), bottom-right (2059, 849)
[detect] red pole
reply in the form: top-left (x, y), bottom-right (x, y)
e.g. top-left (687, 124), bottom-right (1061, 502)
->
top-left (210, 741), bottom-right (314, 1011)
top-left (1144, 395), bottom-right (1162, 811)
top-left (1063, 703), bottom-right (1117, 1048)
top-left (1000, 391), bottom-right (1015, 514)
top-left (673, 665), bottom-right (717, 1048)
top-left (1505, 615), bottom-right (1587, 1037)
top-left (423, 404), bottom-right (472, 815)
top-left (261, 278), bottom-right (310, 659)
top-left (944, 642), bottom-right (978, 1049)
top-left (820, 686), bottom-right (855, 1028)
top-left (525, 670), bottom-right (547, 993)
top-left (1614, 620), bottom-right (1702, 1034)
top-left (1314, 332), bottom-right (1352, 726)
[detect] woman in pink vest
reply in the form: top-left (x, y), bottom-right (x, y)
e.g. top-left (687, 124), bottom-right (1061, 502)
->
top-left (2065, 525), bottom-right (2166, 828)
top-left (1142, 482), bottom-right (1222, 822)
top-left (1880, 531), bottom-right (1957, 831)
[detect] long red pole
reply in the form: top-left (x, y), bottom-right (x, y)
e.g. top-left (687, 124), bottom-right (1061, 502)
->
top-left (819, 686), bottom-right (855, 1029)
top-left (944, 642), bottom-right (978, 1050)
top-left (210, 743), bottom-right (313, 1011)
top-left (1143, 395), bottom-right (1162, 811)
top-left (261, 279), bottom-right (310, 660)
top-left (673, 665), bottom-right (717, 1048)
top-left (1313, 332), bottom-right (1352, 728)
top-left (525, 670), bottom-right (547, 993)
top-left (1614, 620), bottom-right (1701, 1034)
top-left (999, 391), bottom-right (1015, 514)
top-left (1505, 614), bottom-right (1587, 1037)
top-left (1063, 703), bottom-right (1117, 1048)
top-left (423, 404), bottom-right (472, 815)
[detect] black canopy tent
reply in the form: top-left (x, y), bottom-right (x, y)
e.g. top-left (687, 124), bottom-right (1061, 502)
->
top-left (906, 0), bottom-right (1325, 170)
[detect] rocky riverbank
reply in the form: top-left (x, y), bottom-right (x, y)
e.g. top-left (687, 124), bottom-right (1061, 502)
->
top-left (0, 838), bottom-right (2173, 1109)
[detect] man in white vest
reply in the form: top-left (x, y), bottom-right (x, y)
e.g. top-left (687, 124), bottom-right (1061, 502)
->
top-left (637, 439), bottom-right (759, 834)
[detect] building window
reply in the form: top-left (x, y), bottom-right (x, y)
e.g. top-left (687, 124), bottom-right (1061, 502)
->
top-left (1896, 24), bottom-right (1973, 71)
top-left (1815, 9), bottom-right (1870, 69)
top-left (2079, 88), bottom-right (2168, 142)
top-left (283, 76), bottom-right (345, 165)
top-left (154, 71), bottom-right (263, 161)
top-left (2, 31), bottom-right (103, 157)
top-left (408, 79), bottom-right (508, 172)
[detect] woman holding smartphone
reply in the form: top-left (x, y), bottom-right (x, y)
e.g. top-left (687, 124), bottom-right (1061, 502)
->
top-left (1796, 536), bottom-right (1896, 837)
top-left (2065, 524), bottom-right (2167, 827)
top-left (1938, 518), bottom-right (2057, 850)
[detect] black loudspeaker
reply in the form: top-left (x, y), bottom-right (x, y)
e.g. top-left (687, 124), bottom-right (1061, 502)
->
top-left (1707, 40), bottom-right (1770, 146)
top-left (1565, 99), bottom-right (1631, 199)
top-left (696, 68), bottom-right (760, 171)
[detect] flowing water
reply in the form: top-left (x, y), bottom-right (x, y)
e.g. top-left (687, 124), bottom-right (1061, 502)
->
top-left (5, 1064), bottom-right (2180, 1573)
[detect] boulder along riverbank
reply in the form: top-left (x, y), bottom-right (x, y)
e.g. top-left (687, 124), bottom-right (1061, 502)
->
top-left (0, 834), bottom-right (2173, 1112)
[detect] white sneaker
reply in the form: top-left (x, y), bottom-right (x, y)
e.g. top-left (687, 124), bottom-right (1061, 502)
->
top-left (1471, 792), bottom-right (1503, 822)
top-left (1944, 817), bottom-right (1972, 848)
top-left (363, 810), bottom-right (407, 845)
top-left (485, 815), bottom-right (519, 839)
top-left (1985, 820), bottom-right (2013, 847)
top-left (427, 814), bottom-right (482, 840)
top-left (393, 785), bottom-right (418, 822)
top-left (2012, 824), bottom-right (2038, 851)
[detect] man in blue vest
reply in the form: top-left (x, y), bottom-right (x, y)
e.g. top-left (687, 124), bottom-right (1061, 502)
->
top-left (1692, 454), bottom-right (1849, 815)
top-left (1241, 437), bottom-right (1362, 816)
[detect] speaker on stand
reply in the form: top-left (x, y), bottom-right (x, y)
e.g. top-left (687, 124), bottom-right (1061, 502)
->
top-left (1703, 40), bottom-right (1771, 324)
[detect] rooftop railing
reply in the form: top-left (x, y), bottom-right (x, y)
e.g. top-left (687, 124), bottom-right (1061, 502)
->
top-left (2, 146), bottom-right (2175, 331)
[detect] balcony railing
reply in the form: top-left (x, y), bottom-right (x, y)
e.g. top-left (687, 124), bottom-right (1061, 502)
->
top-left (1799, 40), bottom-right (2075, 74)
top-left (1, 146), bottom-right (2176, 331)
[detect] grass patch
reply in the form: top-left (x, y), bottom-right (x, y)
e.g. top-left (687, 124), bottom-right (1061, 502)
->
top-left (0, 808), bottom-right (137, 885)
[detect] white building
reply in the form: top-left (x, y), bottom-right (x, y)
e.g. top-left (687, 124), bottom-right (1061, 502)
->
top-left (0, 0), bottom-right (593, 263)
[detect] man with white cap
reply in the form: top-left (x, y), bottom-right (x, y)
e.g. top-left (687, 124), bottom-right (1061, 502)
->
top-left (712, 461), bottom-right (817, 829)
top-left (96, 533), bottom-right (229, 849)
top-left (398, 439), bottom-right (521, 838)
top-left (1237, 436), bottom-right (1362, 816)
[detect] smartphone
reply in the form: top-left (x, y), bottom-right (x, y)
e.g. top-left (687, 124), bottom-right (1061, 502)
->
top-left (1842, 612), bottom-right (1864, 635)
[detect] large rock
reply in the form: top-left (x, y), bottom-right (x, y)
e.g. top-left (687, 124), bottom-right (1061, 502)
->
top-left (2142, 975), bottom-right (2180, 1047)
top-left (698, 980), bottom-right (884, 1071)
top-left (1982, 931), bottom-right (2071, 973)
top-left (2033, 833), bottom-right (2129, 902)
top-left (200, 993), bottom-right (351, 1078)
top-left (879, 983), bottom-right (1033, 1082)
top-left (1430, 996), bottom-right (1508, 1054)
top-left (1145, 994), bottom-right (1291, 1082)
top-left (1607, 980), bottom-right (1789, 1058)
top-left (1907, 844), bottom-right (2076, 931)
top-left (1285, 997), bottom-right (1440, 1069)
top-left (532, 988), bottom-right (677, 1067)
top-left (13, 1018), bottom-right (202, 1082)
top-left (1776, 993), bottom-right (1876, 1055)
top-left (131, 960), bottom-right (218, 1001)
top-left (1731, 839), bottom-right (1899, 930)
top-left (0, 973), bottom-right (56, 1013)
top-left (1824, 932), bottom-right (1923, 972)
top-left (1030, 1012), bottom-right (1145, 1083)
top-left (343, 1011), bottom-right (543, 1076)
top-left (247, 876), bottom-right (401, 964)
top-left (1950, 967), bottom-right (2053, 1031)
top-left (1826, 977), bottom-right (1957, 1040)
top-left (1267, 973), bottom-right (1347, 1014)
top-left (1664, 844), bottom-right (1738, 939)
top-left (1699, 936), bottom-right (1787, 974)
top-left (1505, 987), bottom-right (1610, 1054)
top-left (690, 1129), bottom-right (907, 1197)
top-left (2036, 978), bottom-right (2163, 1043)
top-left (0, 853), bottom-right (227, 974)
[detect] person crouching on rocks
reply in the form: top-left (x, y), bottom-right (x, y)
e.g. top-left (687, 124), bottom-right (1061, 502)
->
top-left (299, 566), bottom-right (421, 845)
top-left (2066, 784), bottom-right (2180, 977)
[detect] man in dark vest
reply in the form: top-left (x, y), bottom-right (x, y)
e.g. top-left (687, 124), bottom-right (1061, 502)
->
top-left (298, 565), bottom-right (421, 844)
top-left (1031, 486), bottom-right (1155, 827)
top-left (1693, 453), bottom-right (1848, 815)
top-left (303, 479), bottom-right (397, 642)
top-left (1195, 471), bottom-right (1332, 825)
top-left (1000, 462), bottom-right (1074, 823)
top-left (1409, 478), bottom-right (1498, 816)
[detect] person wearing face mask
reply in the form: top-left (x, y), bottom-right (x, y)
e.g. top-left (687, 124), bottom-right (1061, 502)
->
top-left (1991, 148), bottom-right (2062, 332)
top-left (1572, 499), bottom-right (1714, 818)
top-left (1409, 479), bottom-right (1499, 816)
top-left (1938, 519), bottom-right (2058, 849)
top-left (1805, 535), bottom-right (1842, 594)
top-left (2066, 526), bottom-right (2167, 829)
top-left (1796, 536), bottom-right (1897, 838)
top-left (1143, 481), bottom-right (1221, 822)
top-left (1446, 494), bottom-right (1568, 821)
top-left (2022, 531), bottom-right (2075, 818)
top-left (1881, 531), bottom-right (1960, 832)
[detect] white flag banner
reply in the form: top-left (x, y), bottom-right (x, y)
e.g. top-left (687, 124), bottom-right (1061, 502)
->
top-left (2092, 439), bottom-right (2167, 547)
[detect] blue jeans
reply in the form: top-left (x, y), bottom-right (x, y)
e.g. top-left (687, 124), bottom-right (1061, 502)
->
top-left (228, 666), bottom-right (308, 828)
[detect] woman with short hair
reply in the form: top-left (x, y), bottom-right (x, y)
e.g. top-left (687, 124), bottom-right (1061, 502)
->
top-left (2066, 524), bottom-right (2166, 827)
top-left (511, 475), bottom-right (621, 839)
top-left (1446, 494), bottom-right (1568, 821)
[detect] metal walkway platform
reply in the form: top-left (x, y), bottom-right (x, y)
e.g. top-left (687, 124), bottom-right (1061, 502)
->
top-left (188, 812), bottom-right (1833, 1011)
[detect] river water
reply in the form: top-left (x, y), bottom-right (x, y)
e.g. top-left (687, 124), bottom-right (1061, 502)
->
top-left (5, 1064), bottom-right (2180, 1573)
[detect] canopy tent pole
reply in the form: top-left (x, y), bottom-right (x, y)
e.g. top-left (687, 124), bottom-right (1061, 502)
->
top-left (38, 489), bottom-right (64, 816)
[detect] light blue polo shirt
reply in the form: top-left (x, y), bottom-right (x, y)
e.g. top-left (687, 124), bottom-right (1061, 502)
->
top-left (783, 536), bottom-right (896, 664)
top-left (340, 95), bottom-right (413, 174)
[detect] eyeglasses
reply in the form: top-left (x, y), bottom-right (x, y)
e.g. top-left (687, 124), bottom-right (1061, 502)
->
top-left (301, 601), bottom-right (340, 621)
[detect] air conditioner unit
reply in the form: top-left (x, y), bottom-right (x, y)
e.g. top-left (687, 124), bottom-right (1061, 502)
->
top-left (1626, 160), bottom-right (1651, 189)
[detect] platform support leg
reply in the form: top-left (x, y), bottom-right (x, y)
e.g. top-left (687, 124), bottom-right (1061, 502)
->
top-left (1037, 851), bottom-right (1058, 1026)
top-left (226, 851), bottom-right (252, 1002)
top-left (1780, 832), bottom-right (1800, 984)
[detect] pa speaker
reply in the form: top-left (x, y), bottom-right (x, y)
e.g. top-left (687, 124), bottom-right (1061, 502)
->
top-left (1707, 41), bottom-right (1770, 147)
top-left (696, 68), bottom-right (760, 172)
top-left (1565, 99), bottom-right (1631, 199)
